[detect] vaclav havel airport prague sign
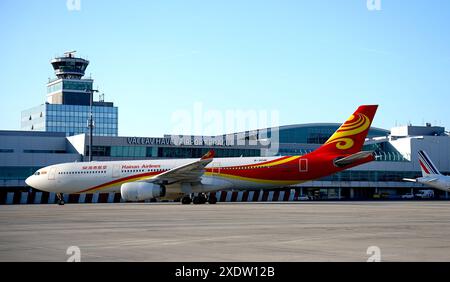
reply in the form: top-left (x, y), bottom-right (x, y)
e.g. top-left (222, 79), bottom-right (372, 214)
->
top-left (125, 135), bottom-right (268, 147)
top-left (126, 136), bottom-right (232, 147)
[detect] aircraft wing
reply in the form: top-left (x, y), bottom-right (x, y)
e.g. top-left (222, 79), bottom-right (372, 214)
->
top-left (146, 150), bottom-right (215, 185)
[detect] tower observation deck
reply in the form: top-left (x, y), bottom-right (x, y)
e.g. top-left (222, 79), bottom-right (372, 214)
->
top-left (46, 51), bottom-right (94, 105)
top-left (51, 51), bottom-right (90, 80)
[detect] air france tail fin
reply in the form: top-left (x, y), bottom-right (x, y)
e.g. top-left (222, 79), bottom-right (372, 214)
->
top-left (418, 150), bottom-right (441, 176)
top-left (315, 105), bottom-right (378, 155)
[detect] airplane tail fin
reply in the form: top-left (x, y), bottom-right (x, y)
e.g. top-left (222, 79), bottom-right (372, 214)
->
top-left (418, 150), bottom-right (441, 176)
top-left (314, 105), bottom-right (378, 156)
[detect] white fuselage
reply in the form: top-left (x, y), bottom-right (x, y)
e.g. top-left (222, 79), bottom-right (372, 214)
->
top-left (25, 156), bottom-right (303, 198)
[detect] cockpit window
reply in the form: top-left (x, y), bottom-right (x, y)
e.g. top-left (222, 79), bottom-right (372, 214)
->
top-left (34, 171), bottom-right (40, 176)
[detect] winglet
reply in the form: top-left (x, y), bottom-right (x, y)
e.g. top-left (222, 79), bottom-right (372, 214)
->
top-left (201, 150), bottom-right (215, 160)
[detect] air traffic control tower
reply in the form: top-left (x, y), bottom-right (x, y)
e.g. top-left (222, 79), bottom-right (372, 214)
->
top-left (21, 51), bottom-right (118, 136)
top-left (47, 51), bottom-right (92, 105)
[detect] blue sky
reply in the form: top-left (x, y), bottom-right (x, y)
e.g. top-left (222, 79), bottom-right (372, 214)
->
top-left (0, 0), bottom-right (449, 137)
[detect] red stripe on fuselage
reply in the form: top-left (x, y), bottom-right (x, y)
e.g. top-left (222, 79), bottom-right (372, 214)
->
top-left (206, 156), bottom-right (302, 180)
top-left (231, 156), bottom-right (292, 168)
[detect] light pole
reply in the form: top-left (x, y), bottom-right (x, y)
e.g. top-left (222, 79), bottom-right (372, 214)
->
top-left (87, 88), bottom-right (99, 162)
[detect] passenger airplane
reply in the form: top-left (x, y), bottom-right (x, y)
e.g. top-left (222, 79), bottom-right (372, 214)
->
top-left (26, 105), bottom-right (378, 205)
top-left (403, 150), bottom-right (450, 192)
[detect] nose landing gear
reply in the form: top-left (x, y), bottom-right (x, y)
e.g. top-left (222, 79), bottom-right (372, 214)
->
top-left (56, 193), bottom-right (65, 205)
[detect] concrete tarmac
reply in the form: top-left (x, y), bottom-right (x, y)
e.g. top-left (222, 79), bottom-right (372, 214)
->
top-left (1, 202), bottom-right (450, 261)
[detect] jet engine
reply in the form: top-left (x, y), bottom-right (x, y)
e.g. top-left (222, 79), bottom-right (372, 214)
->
top-left (120, 182), bottom-right (166, 202)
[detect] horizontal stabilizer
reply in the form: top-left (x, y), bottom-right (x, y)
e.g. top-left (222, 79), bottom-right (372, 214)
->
top-left (403, 177), bottom-right (438, 183)
top-left (334, 151), bottom-right (374, 167)
top-left (424, 177), bottom-right (438, 183)
top-left (402, 178), bottom-right (417, 183)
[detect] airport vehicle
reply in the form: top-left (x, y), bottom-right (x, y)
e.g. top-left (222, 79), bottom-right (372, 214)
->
top-left (373, 192), bottom-right (390, 199)
top-left (403, 150), bottom-right (450, 193)
top-left (296, 195), bottom-right (311, 201)
top-left (25, 105), bottom-right (378, 205)
top-left (401, 193), bottom-right (415, 199)
top-left (415, 190), bottom-right (434, 199)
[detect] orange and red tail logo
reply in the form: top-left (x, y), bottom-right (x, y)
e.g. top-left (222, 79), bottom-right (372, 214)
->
top-left (318, 105), bottom-right (378, 155)
top-left (325, 112), bottom-right (371, 150)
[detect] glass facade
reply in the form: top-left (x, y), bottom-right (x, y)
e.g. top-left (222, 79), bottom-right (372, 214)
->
top-left (275, 125), bottom-right (389, 144)
top-left (46, 79), bottom-right (94, 106)
top-left (21, 105), bottom-right (46, 131)
top-left (46, 104), bottom-right (118, 136)
top-left (0, 166), bottom-right (42, 181)
top-left (319, 170), bottom-right (425, 182)
top-left (111, 146), bottom-right (147, 157)
top-left (47, 79), bottom-right (93, 94)
top-left (21, 104), bottom-right (118, 136)
top-left (365, 142), bottom-right (408, 161)
top-left (157, 147), bottom-right (260, 158)
top-left (47, 81), bottom-right (63, 93)
top-left (88, 145), bottom-right (260, 158)
top-left (23, 149), bottom-right (66, 154)
top-left (63, 80), bottom-right (92, 91)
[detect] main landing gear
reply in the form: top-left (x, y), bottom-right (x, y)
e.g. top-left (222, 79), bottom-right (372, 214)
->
top-left (181, 193), bottom-right (217, 205)
top-left (56, 193), bottom-right (65, 205)
top-left (181, 196), bottom-right (192, 205)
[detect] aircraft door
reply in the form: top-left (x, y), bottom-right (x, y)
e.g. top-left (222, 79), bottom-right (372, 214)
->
top-left (48, 167), bottom-right (56, 180)
top-left (112, 164), bottom-right (121, 178)
top-left (299, 158), bottom-right (308, 172)
top-left (211, 162), bottom-right (221, 176)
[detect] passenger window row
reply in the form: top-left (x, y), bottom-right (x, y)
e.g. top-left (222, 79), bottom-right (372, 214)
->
top-left (121, 169), bottom-right (168, 173)
top-left (59, 171), bottom-right (107, 175)
top-left (224, 166), bottom-right (268, 170)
